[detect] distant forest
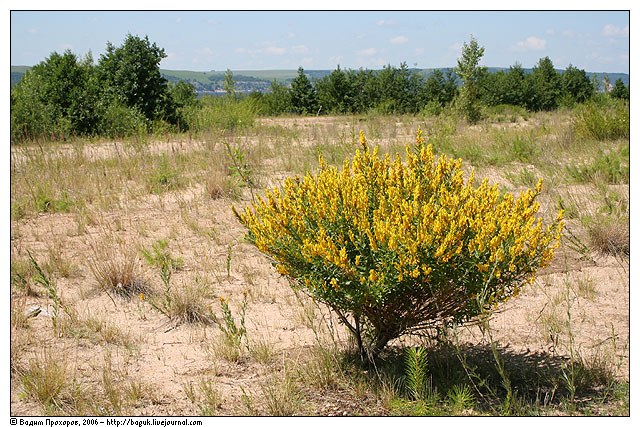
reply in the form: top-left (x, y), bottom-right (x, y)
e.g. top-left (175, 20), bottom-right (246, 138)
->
top-left (11, 65), bottom-right (630, 96)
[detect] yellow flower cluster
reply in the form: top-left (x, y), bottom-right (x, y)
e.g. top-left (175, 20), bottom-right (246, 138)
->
top-left (235, 129), bottom-right (563, 317)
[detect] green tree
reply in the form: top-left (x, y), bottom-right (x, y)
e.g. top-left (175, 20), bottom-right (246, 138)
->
top-left (263, 80), bottom-right (291, 115)
top-left (561, 64), bottom-right (594, 104)
top-left (610, 78), bottom-right (630, 101)
top-left (315, 65), bottom-right (354, 114)
top-left (502, 63), bottom-right (528, 107)
top-left (349, 68), bottom-right (380, 114)
top-left (404, 64), bottom-right (425, 113)
top-left (96, 33), bottom-right (173, 123)
top-left (422, 69), bottom-right (449, 106)
top-left (11, 68), bottom-right (53, 141)
top-left (169, 80), bottom-right (197, 107)
top-left (527, 56), bottom-right (561, 111)
top-left (455, 36), bottom-right (486, 123)
top-left (290, 67), bottom-right (317, 115)
top-left (442, 69), bottom-right (459, 105)
top-left (376, 63), bottom-right (422, 113)
top-left (11, 49), bottom-right (98, 141)
top-left (224, 69), bottom-right (236, 101)
top-left (479, 70), bottom-right (506, 107)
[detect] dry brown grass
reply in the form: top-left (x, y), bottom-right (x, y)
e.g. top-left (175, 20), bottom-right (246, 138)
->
top-left (587, 220), bottom-right (630, 256)
top-left (88, 241), bottom-right (151, 299)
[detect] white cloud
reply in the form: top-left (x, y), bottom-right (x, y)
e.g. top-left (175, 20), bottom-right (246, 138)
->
top-left (292, 45), bottom-right (309, 54)
top-left (390, 35), bottom-right (408, 44)
top-left (265, 46), bottom-right (287, 55)
top-left (513, 36), bottom-right (546, 52)
top-left (545, 28), bottom-right (555, 35)
top-left (27, 28), bottom-right (37, 34)
top-left (415, 47), bottom-right (425, 55)
top-left (602, 24), bottom-right (629, 37)
top-left (450, 42), bottom-right (463, 51)
top-left (176, 17), bottom-right (183, 24)
top-left (376, 19), bottom-right (396, 27)
top-left (235, 47), bottom-right (246, 54)
top-left (358, 47), bottom-right (377, 56)
top-left (561, 29), bottom-right (575, 37)
top-left (301, 57), bottom-right (313, 67)
top-left (328, 55), bottom-right (344, 66)
top-left (286, 32), bottom-right (295, 39)
top-left (587, 52), bottom-right (614, 62)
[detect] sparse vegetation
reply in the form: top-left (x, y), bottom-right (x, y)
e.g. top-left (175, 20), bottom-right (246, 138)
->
top-left (11, 71), bottom-right (628, 416)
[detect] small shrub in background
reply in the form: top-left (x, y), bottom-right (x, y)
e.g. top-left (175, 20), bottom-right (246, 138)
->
top-left (571, 101), bottom-right (629, 141)
top-left (98, 102), bottom-right (148, 138)
top-left (180, 96), bottom-right (257, 135)
top-left (236, 129), bottom-right (564, 359)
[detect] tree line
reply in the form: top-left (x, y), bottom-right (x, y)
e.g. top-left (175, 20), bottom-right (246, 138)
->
top-left (254, 36), bottom-right (629, 120)
top-left (10, 34), bottom-right (629, 143)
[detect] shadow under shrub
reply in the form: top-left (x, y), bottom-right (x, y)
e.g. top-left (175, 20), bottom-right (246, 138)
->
top-left (375, 341), bottom-right (620, 415)
top-left (235, 129), bottom-right (563, 359)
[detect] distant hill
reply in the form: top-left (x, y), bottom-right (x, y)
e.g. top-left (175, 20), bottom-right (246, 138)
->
top-left (11, 65), bottom-right (630, 96)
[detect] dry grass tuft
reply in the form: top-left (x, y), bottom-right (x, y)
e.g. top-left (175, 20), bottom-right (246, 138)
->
top-left (588, 220), bottom-right (629, 257)
top-left (19, 348), bottom-right (86, 413)
top-left (206, 169), bottom-right (229, 200)
top-left (163, 276), bottom-right (216, 325)
top-left (89, 243), bottom-right (151, 299)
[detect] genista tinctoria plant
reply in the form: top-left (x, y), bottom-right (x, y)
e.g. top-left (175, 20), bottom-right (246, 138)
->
top-left (235, 129), bottom-right (563, 359)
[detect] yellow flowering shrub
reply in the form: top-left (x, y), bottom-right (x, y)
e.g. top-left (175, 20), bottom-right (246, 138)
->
top-left (234, 129), bottom-right (563, 358)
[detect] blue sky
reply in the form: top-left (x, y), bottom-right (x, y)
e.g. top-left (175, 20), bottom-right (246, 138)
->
top-left (10, 10), bottom-right (630, 74)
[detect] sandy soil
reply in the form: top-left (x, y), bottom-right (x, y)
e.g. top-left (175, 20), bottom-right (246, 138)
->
top-left (9, 117), bottom-right (629, 416)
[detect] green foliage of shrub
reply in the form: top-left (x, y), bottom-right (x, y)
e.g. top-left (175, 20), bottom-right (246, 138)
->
top-left (236, 130), bottom-right (564, 359)
top-left (11, 49), bottom-right (103, 142)
top-left (571, 101), bottom-right (629, 141)
top-left (421, 100), bottom-right (443, 117)
top-left (181, 96), bottom-right (257, 133)
top-left (99, 102), bottom-right (148, 138)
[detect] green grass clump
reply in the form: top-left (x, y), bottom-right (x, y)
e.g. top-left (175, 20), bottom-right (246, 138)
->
top-left (571, 101), bottom-right (629, 141)
top-left (566, 147), bottom-right (629, 185)
top-left (147, 154), bottom-right (185, 194)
